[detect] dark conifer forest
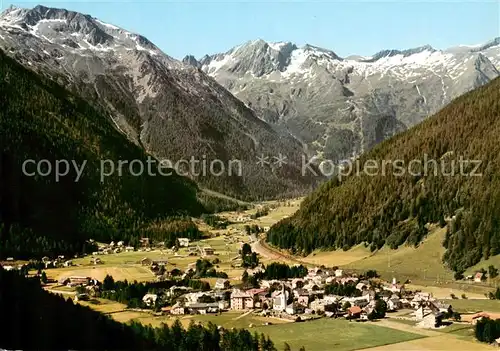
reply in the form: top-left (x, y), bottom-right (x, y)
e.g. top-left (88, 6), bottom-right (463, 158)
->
top-left (0, 49), bottom-right (210, 258)
top-left (268, 76), bottom-right (500, 272)
top-left (0, 268), bottom-right (276, 351)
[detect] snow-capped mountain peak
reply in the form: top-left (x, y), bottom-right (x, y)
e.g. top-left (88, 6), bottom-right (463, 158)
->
top-left (184, 37), bottom-right (500, 160)
top-left (0, 4), bottom-right (317, 199)
top-left (189, 40), bottom-right (345, 78)
top-left (0, 4), bottom-right (164, 57)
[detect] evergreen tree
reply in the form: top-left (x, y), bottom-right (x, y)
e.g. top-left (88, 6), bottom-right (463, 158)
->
top-left (40, 271), bottom-right (47, 285)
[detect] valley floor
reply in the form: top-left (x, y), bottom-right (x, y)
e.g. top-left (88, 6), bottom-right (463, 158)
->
top-left (41, 198), bottom-right (500, 350)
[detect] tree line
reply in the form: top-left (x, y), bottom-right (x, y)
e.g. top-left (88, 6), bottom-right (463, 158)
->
top-left (0, 267), bottom-right (279, 350)
top-left (99, 274), bottom-right (212, 308)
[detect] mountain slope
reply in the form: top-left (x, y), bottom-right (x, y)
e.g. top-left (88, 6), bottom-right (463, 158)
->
top-left (187, 39), bottom-right (500, 162)
top-left (0, 5), bottom-right (318, 201)
top-left (267, 76), bottom-right (500, 273)
top-left (0, 48), bottom-right (204, 258)
top-left (0, 269), bottom-right (272, 351)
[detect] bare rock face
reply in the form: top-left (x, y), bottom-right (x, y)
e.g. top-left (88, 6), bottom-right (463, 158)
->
top-left (0, 5), bottom-right (320, 200)
top-left (187, 38), bottom-right (500, 162)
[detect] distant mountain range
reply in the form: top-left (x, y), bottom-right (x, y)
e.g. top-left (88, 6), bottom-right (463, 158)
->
top-left (185, 38), bottom-right (500, 162)
top-left (1, 4), bottom-right (499, 201)
top-left (0, 5), bottom-right (318, 201)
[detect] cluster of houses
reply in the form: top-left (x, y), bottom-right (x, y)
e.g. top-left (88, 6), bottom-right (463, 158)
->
top-left (92, 241), bottom-right (136, 255)
top-left (139, 267), bottom-right (456, 329)
top-left (58, 275), bottom-right (99, 287)
top-left (55, 275), bottom-right (101, 301)
top-left (0, 258), bottom-right (27, 271)
top-left (92, 237), bottom-right (190, 256)
top-left (45, 254), bottom-right (461, 331)
top-left (175, 238), bottom-right (215, 257)
top-left (41, 255), bottom-right (76, 269)
top-left (140, 257), bottom-right (169, 276)
top-left (226, 270), bottom-right (407, 321)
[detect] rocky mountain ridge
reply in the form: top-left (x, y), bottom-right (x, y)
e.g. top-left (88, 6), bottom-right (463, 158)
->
top-left (0, 5), bottom-right (319, 200)
top-left (186, 38), bottom-right (500, 161)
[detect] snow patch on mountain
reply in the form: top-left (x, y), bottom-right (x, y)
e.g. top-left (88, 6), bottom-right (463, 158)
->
top-left (283, 48), bottom-right (311, 77)
top-left (188, 38), bottom-right (500, 161)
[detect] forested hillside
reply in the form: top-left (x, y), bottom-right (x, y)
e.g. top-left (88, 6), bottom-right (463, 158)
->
top-left (0, 268), bottom-right (276, 350)
top-left (267, 76), bottom-right (500, 273)
top-left (0, 49), bottom-right (205, 258)
top-left (0, 5), bottom-right (320, 202)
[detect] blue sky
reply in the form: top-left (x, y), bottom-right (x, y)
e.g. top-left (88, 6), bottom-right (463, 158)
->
top-left (2, 1), bottom-right (499, 59)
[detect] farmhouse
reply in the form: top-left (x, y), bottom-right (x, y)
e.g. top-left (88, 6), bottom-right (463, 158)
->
top-left (170, 303), bottom-right (186, 315)
top-left (215, 279), bottom-right (231, 290)
top-left (414, 300), bottom-right (445, 328)
top-left (410, 292), bottom-right (434, 308)
top-left (236, 215), bottom-right (250, 222)
top-left (66, 276), bottom-right (91, 286)
top-left (187, 302), bottom-right (220, 314)
top-left (74, 293), bottom-right (89, 302)
top-left (386, 294), bottom-right (402, 311)
top-left (142, 293), bottom-right (158, 307)
top-left (296, 290), bottom-right (310, 306)
top-left (417, 310), bottom-right (444, 328)
top-left (153, 260), bottom-right (168, 266)
top-left (247, 265), bottom-right (265, 276)
top-left (356, 282), bottom-right (368, 291)
top-left (309, 299), bottom-right (326, 312)
top-left (202, 247), bottom-right (215, 256)
top-left (177, 238), bottom-right (190, 247)
top-left (141, 258), bottom-right (152, 266)
top-left (346, 306), bottom-right (362, 319)
top-left (474, 272), bottom-right (485, 282)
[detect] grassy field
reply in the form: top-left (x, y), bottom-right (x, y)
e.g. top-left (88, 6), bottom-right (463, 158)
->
top-left (343, 226), bottom-right (453, 282)
top-left (72, 295), bottom-right (428, 351)
top-left (42, 198), bottom-right (303, 286)
top-left (388, 318), bottom-right (471, 334)
top-left (364, 333), bottom-right (495, 351)
top-left (46, 264), bottom-right (155, 282)
top-left (45, 229), bottom-right (251, 284)
top-left (102, 309), bottom-right (290, 330)
top-left (441, 299), bottom-right (500, 313)
top-left (77, 298), bottom-right (128, 314)
top-left (218, 198), bottom-right (302, 228)
top-left (190, 311), bottom-right (290, 329)
top-left (251, 318), bottom-right (424, 351)
top-left (259, 225), bottom-right (452, 279)
top-left (303, 244), bottom-right (371, 266)
top-left (465, 256), bottom-right (500, 292)
top-left (287, 225), bottom-right (496, 298)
